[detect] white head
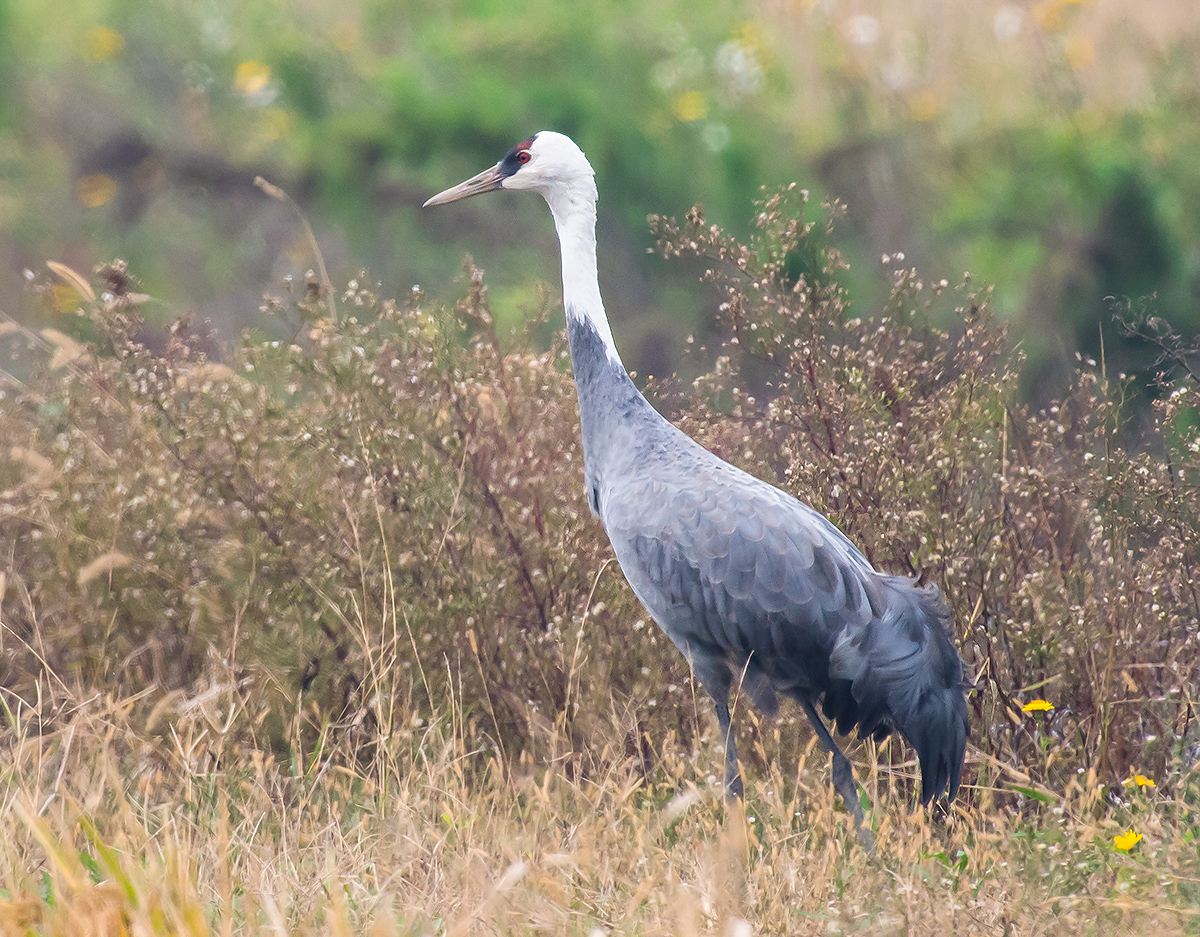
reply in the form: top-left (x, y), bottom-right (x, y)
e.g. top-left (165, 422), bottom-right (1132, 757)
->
top-left (424, 131), bottom-right (618, 363)
top-left (423, 131), bottom-right (596, 214)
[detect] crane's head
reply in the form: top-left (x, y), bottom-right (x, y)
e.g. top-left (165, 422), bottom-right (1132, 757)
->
top-left (423, 131), bottom-right (595, 208)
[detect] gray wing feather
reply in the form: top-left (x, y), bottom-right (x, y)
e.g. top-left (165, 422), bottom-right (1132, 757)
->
top-left (603, 457), bottom-right (880, 703)
top-left (601, 441), bottom-right (967, 804)
top-left (755, 546), bottom-right (786, 595)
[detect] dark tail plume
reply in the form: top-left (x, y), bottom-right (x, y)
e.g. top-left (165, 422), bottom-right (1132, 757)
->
top-left (829, 575), bottom-right (969, 804)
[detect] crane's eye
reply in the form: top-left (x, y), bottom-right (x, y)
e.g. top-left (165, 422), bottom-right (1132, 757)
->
top-left (517, 150), bottom-right (532, 164)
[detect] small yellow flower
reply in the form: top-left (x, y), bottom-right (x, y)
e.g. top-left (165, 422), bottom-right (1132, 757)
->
top-left (672, 91), bottom-right (708, 123)
top-left (83, 26), bottom-right (125, 63)
top-left (1130, 774), bottom-right (1156, 788)
top-left (1065, 36), bottom-right (1095, 71)
top-left (732, 20), bottom-right (766, 50)
top-left (234, 61), bottom-right (272, 98)
top-left (76, 173), bottom-right (117, 208)
top-left (1022, 699), bottom-right (1054, 712)
top-left (1032, 0), bottom-right (1065, 32)
top-left (1112, 829), bottom-right (1142, 851)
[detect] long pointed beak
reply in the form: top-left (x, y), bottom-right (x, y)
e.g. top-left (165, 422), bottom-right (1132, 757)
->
top-left (422, 163), bottom-right (505, 207)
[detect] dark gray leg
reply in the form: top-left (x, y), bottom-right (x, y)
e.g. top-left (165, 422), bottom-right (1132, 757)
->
top-left (799, 698), bottom-right (874, 852)
top-left (713, 698), bottom-right (744, 801)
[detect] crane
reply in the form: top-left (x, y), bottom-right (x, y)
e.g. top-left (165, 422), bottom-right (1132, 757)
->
top-left (424, 132), bottom-right (969, 846)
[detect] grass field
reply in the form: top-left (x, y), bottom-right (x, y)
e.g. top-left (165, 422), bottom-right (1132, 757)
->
top-left (1, 681), bottom-right (1197, 936)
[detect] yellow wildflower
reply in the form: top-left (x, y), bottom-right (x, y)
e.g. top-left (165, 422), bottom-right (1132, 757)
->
top-left (235, 61), bottom-right (272, 98)
top-left (672, 91), bottom-right (708, 123)
top-left (732, 20), bottom-right (766, 51)
top-left (76, 173), bottom-right (116, 208)
top-left (83, 26), bottom-right (124, 63)
top-left (1065, 36), bottom-right (1095, 71)
top-left (1022, 699), bottom-right (1054, 712)
top-left (1128, 774), bottom-right (1156, 789)
top-left (1112, 829), bottom-right (1142, 851)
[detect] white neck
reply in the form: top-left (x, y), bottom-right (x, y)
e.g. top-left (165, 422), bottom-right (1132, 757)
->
top-left (543, 182), bottom-right (622, 366)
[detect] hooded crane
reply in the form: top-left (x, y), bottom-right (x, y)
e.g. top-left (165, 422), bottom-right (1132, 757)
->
top-left (425, 132), bottom-right (969, 846)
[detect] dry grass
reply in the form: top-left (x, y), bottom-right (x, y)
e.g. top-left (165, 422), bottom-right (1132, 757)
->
top-left (0, 682), bottom-right (1196, 936)
top-left (2, 200), bottom-right (1200, 932)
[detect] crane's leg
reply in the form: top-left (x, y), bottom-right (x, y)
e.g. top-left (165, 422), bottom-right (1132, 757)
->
top-left (713, 698), bottom-right (744, 801)
top-left (799, 698), bottom-right (874, 853)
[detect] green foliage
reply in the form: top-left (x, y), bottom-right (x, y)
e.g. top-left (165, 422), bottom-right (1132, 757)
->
top-left (934, 112), bottom-right (1200, 386)
top-left (4, 0), bottom-right (1200, 396)
top-left (0, 0), bottom-right (784, 356)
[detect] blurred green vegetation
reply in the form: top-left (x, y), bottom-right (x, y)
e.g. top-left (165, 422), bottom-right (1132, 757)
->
top-left (0, 0), bottom-right (1198, 391)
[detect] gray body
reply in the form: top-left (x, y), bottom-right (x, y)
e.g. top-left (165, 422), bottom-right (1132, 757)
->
top-left (570, 314), bottom-right (968, 817)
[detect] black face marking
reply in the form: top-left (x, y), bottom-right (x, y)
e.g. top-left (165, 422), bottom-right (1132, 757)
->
top-left (498, 135), bottom-right (537, 178)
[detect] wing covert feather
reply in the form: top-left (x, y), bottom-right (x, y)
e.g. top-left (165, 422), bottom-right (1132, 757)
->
top-left (603, 463), bottom-right (880, 693)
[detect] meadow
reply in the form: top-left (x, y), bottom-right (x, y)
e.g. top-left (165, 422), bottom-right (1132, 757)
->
top-left (2, 189), bottom-right (1199, 933)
